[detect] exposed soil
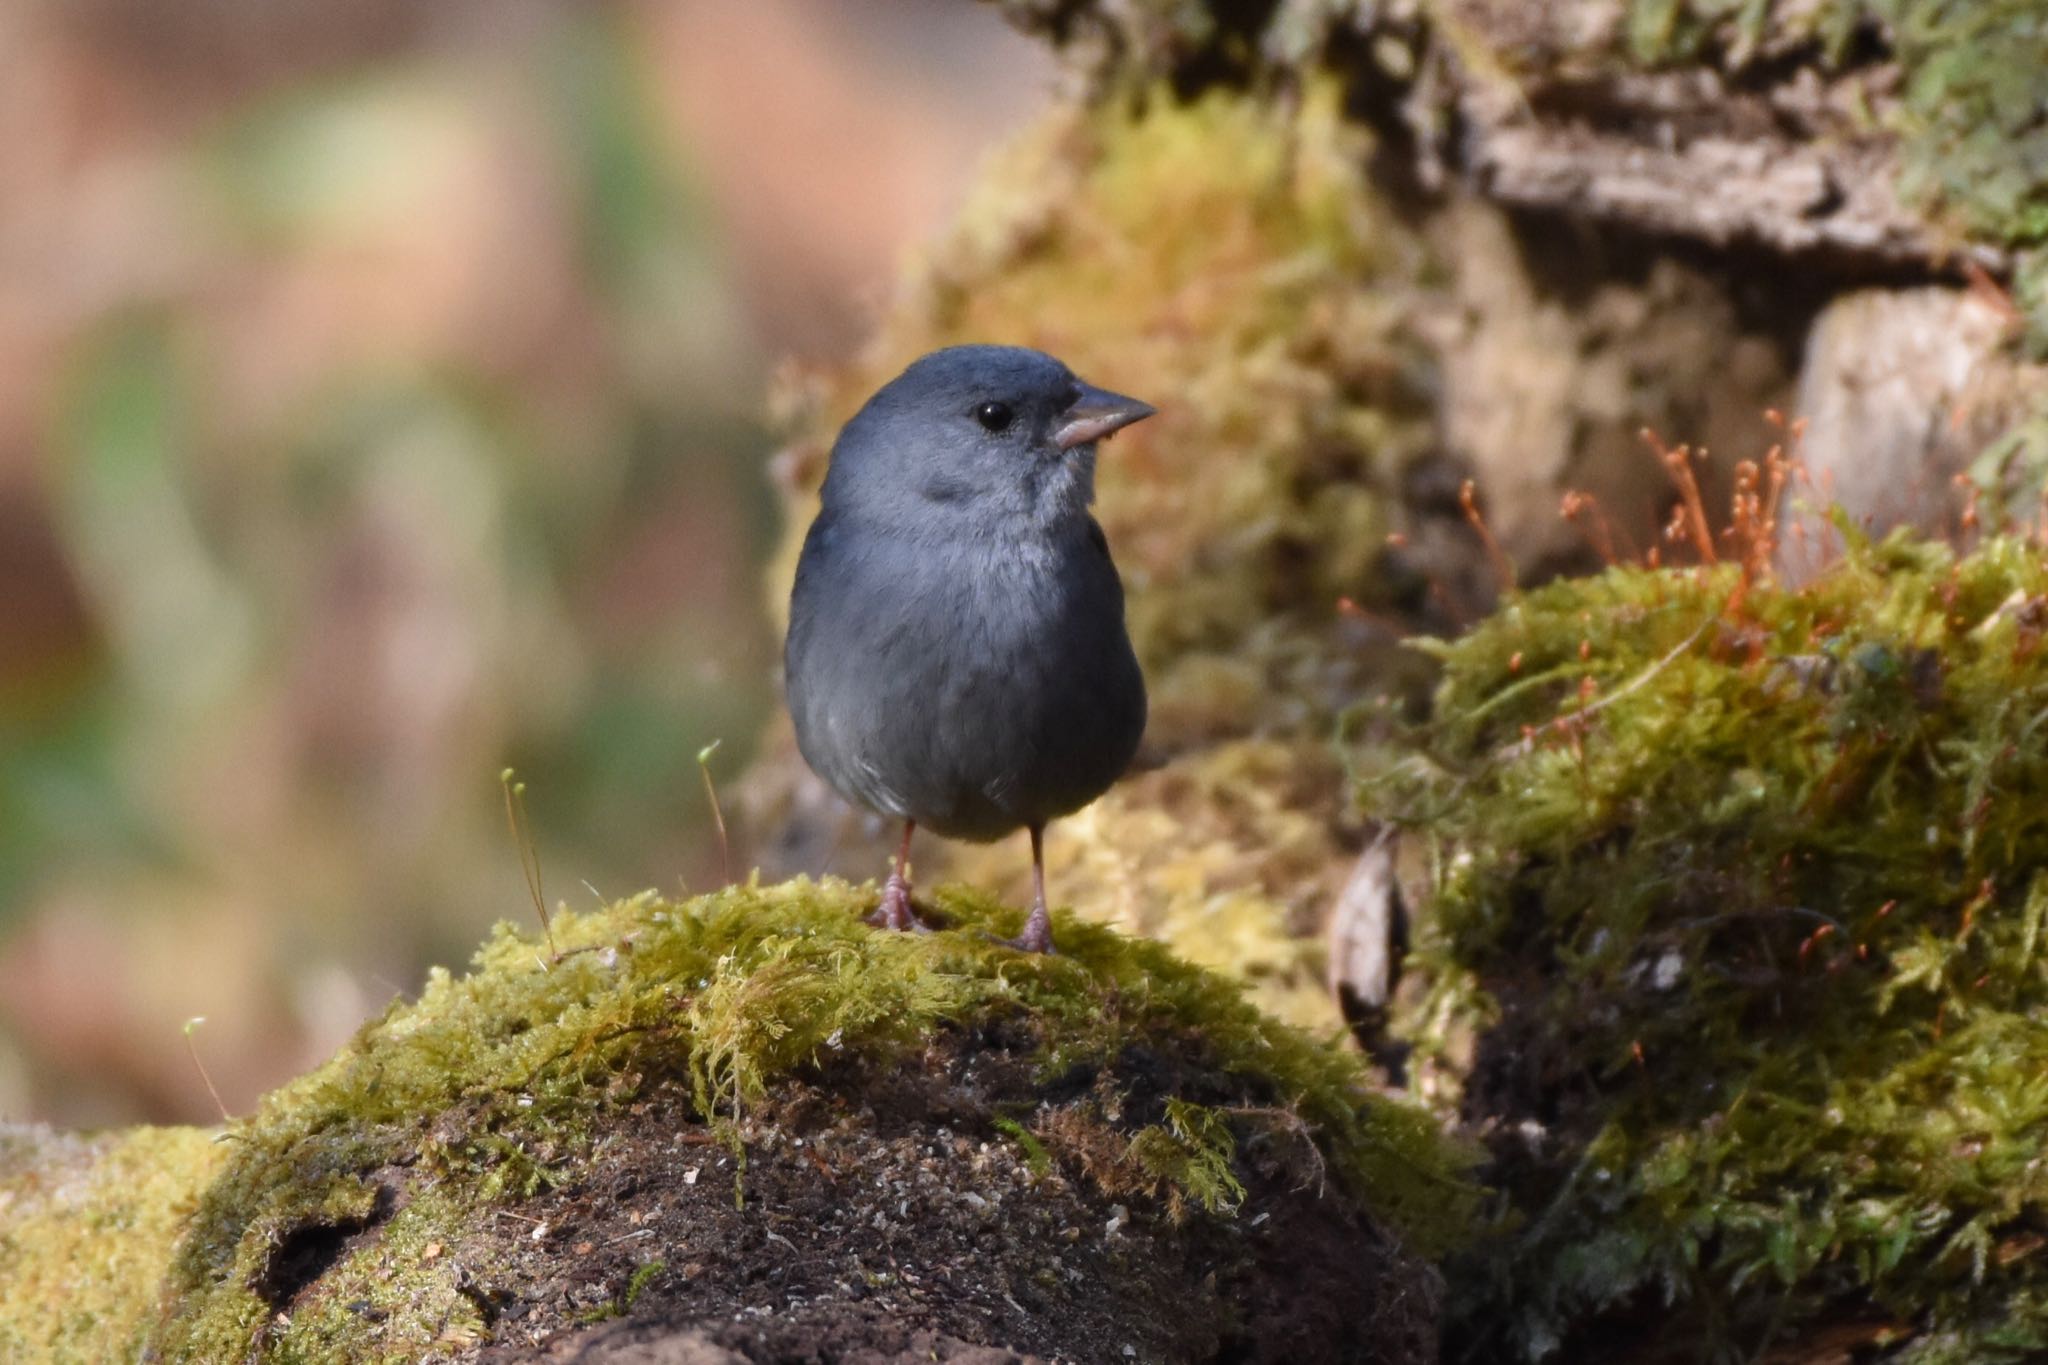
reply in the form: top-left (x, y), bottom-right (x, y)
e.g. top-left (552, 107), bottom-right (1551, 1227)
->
top-left (273, 1017), bottom-right (1437, 1364)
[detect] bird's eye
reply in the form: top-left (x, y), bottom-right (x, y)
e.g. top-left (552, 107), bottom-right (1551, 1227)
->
top-left (975, 402), bottom-right (1014, 433)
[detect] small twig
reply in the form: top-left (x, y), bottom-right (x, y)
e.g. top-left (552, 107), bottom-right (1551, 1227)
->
top-left (502, 768), bottom-right (556, 960)
top-left (182, 1016), bottom-right (230, 1124)
top-left (1494, 620), bottom-right (1709, 761)
top-left (697, 740), bottom-right (732, 887)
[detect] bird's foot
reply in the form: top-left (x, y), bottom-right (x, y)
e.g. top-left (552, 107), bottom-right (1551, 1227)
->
top-left (864, 873), bottom-right (934, 933)
top-left (991, 902), bottom-right (1057, 955)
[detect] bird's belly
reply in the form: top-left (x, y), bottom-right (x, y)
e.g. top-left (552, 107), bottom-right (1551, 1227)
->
top-left (922, 635), bottom-right (1141, 838)
top-left (793, 558), bottom-right (1144, 841)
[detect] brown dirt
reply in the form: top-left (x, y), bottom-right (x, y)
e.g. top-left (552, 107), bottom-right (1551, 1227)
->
top-left (383, 1021), bottom-right (1445, 1364)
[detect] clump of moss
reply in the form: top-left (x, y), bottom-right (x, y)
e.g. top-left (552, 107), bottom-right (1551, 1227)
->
top-left (1876, 2), bottom-right (2048, 258)
top-left (0, 1126), bottom-right (225, 1362)
top-left (1128, 1096), bottom-right (1250, 1218)
top-left (1363, 531), bottom-right (2048, 1360)
top-left (1035, 1092), bottom-right (1250, 1224)
top-left (110, 880), bottom-right (1473, 1360)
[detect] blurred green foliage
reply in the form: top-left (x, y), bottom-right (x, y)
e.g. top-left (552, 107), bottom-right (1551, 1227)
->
top-left (0, 10), bottom-right (778, 1119)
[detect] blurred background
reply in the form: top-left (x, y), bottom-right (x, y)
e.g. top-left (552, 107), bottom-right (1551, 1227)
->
top-left (0, 0), bottom-right (1054, 1126)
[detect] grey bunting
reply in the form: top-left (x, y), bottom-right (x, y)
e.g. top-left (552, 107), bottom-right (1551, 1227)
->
top-left (784, 345), bottom-right (1153, 953)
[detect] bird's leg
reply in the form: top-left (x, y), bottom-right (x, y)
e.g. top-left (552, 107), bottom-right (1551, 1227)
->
top-left (865, 820), bottom-right (932, 933)
top-left (996, 824), bottom-right (1057, 954)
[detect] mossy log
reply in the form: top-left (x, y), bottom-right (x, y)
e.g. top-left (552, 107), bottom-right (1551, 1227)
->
top-left (0, 884), bottom-right (1470, 1363)
top-left (991, 0), bottom-right (2047, 321)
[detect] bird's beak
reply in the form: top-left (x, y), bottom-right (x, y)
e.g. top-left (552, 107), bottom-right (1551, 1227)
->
top-left (1054, 383), bottom-right (1156, 451)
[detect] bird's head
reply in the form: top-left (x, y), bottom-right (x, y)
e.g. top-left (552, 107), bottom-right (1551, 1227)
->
top-left (821, 345), bottom-right (1156, 534)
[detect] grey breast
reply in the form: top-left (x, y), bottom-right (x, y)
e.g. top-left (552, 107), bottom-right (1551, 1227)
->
top-left (787, 513), bottom-right (1144, 842)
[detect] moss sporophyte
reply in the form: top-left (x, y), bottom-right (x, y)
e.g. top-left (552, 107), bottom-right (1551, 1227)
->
top-left (1367, 532), bottom-right (2048, 1361)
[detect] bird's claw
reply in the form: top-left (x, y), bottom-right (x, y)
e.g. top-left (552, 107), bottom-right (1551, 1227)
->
top-left (865, 876), bottom-right (934, 933)
top-left (988, 906), bottom-right (1057, 955)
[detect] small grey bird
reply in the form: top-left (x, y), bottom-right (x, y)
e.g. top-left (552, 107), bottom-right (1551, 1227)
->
top-left (785, 345), bottom-right (1153, 953)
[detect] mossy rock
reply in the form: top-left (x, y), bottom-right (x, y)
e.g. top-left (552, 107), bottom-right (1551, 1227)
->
top-left (0, 881), bottom-right (1474, 1363)
top-left (1365, 532), bottom-right (2048, 1360)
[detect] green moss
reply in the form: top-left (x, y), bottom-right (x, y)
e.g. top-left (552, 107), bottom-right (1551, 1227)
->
top-left (0, 1126), bottom-right (225, 1363)
top-left (622, 1258), bottom-right (662, 1310)
top-left (992, 1115), bottom-right (1055, 1178)
top-left (1881, 2), bottom-right (2048, 253)
top-left (121, 879), bottom-right (1472, 1360)
top-left (569, 1256), bottom-right (665, 1325)
top-left (1128, 1097), bottom-right (1248, 1218)
top-left (1363, 532), bottom-right (2048, 1360)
